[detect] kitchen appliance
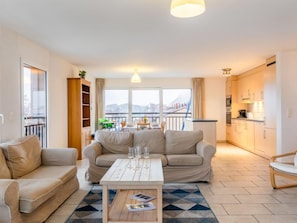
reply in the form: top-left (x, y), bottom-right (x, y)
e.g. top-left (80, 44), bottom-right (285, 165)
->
top-left (226, 96), bottom-right (232, 124)
top-left (238, 109), bottom-right (247, 118)
top-left (226, 96), bottom-right (232, 107)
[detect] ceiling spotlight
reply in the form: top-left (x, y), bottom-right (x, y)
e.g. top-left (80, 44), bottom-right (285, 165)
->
top-left (131, 69), bottom-right (141, 83)
top-left (222, 68), bottom-right (232, 77)
top-left (170, 0), bottom-right (206, 18)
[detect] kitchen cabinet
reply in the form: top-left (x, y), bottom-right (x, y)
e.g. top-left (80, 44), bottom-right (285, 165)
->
top-left (228, 119), bottom-right (254, 152)
top-left (264, 57), bottom-right (276, 128)
top-left (237, 76), bottom-right (251, 102)
top-left (254, 122), bottom-right (276, 158)
top-left (67, 78), bottom-right (91, 160)
top-left (249, 66), bottom-right (264, 102)
top-left (237, 65), bottom-right (264, 103)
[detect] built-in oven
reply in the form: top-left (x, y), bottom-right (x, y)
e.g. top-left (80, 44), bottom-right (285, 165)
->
top-left (226, 96), bottom-right (232, 125)
top-left (226, 96), bottom-right (232, 107)
top-left (226, 107), bottom-right (231, 125)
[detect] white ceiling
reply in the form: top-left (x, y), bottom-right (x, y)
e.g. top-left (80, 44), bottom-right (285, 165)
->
top-left (0, 0), bottom-right (297, 79)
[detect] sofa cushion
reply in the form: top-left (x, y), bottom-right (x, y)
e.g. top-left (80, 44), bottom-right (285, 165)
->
top-left (0, 149), bottom-right (11, 179)
top-left (1, 135), bottom-right (42, 178)
top-left (166, 154), bottom-right (203, 166)
top-left (133, 130), bottom-right (165, 154)
top-left (20, 165), bottom-right (77, 184)
top-left (17, 179), bottom-right (62, 213)
top-left (95, 130), bottom-right (133, 154)
top-left (96, 154), bottom-right (128, 167)
top-left (147, 154), bottom-right (168, 167)
top-left (165, 130), bottom-right (203, 155)
top-left (96, 154), bottom-right (168, 167)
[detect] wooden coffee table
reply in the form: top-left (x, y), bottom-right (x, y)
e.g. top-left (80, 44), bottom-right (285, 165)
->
top-left (100, 158), bottom-right (164, 223)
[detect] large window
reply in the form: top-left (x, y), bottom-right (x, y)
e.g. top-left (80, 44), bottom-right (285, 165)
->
top-left (104, 88), bottom-right (191, 130)
top-left (104, 90), bottom-right (128, 122)
top-left (132, 89), bottom-right (160, 123)
top-left (163, 89), bottom-right (191, 130)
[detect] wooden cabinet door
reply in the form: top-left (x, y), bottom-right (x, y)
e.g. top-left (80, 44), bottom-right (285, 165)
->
top-left (264, 128), bottom-right (276, 157)
top-left (254, 122), bottom-right (265, 156)
top-left (264, 61), bottom-right (276, 128)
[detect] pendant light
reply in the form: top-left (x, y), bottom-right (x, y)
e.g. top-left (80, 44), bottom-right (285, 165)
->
top-left (171, 0), bottom-right (206, 18)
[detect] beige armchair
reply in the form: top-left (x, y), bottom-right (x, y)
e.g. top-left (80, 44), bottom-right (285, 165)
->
top-left (269, 150), bottom-right (297, 189)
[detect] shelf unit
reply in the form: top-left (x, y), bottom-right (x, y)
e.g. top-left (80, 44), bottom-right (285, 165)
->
top-left (67, 78), bottom-right (91, 160)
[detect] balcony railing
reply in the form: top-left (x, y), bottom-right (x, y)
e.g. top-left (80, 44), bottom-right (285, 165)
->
top-left (104, 112), bottom-right (191, 131)
top-left (24, 116), bottom-right (47, 147)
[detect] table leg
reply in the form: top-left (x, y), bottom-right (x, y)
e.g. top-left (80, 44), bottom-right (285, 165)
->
top-left (102, 185), bottom-right (109, 223)
top-left (157, 185), bottom-right (162, 223)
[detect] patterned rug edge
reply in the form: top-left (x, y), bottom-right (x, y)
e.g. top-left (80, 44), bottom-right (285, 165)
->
top-left (67, 183), bottom-right (219, 223)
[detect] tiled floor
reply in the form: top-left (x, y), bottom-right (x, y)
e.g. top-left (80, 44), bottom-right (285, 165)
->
top-left (46, 143), bottom-right (297, 223)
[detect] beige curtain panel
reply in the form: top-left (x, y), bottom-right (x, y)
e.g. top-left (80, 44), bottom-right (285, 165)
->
top-left (192, 78), bottom-right (205, 119)
top-left (95, 78), bottom-right (105, 130)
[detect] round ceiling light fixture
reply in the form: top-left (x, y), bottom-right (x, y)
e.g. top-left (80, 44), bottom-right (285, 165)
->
top-left (170, 0), bottom-right (206, 18)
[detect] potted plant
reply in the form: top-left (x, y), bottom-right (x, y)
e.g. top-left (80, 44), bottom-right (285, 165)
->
top-left (79, 70), bottom-right (86, 79)
top-left (98, 118), bottom-right (114, 129)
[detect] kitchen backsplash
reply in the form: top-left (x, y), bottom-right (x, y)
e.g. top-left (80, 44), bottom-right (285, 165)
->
top-left (247, 102), bottom-right (264, 120)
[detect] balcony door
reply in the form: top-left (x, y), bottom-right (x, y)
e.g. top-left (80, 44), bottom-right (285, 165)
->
top-left (22, 65), bottom-right (47, 147)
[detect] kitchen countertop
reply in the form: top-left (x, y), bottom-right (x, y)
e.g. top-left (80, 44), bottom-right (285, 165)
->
top-left (232, 117), bottom-right (264, 122)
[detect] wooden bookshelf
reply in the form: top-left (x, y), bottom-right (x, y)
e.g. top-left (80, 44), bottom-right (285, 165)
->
top-left (67, 78), bottom-right (91, 160)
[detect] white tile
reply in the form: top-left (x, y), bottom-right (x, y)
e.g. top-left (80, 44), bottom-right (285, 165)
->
top-left (223, 204), bottom-right (271, 215)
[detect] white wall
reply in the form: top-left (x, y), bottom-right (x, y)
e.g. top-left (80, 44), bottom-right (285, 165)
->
top-left (0, 24), bottom-right (227, 144)
top-left (105, 77), bottom-right (226, 141)
top-left (277, 51), bottom-right (297, 154)
top-left (0, 24), bottom-right (77, 146)
top-left (105, 78), bottom-right (192, 89)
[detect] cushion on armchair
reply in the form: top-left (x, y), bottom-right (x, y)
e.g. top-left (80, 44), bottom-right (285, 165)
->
top-left (165, 130), bottom-right (203, 154)
top-left (1, 135), bottom-right (42, 178)
top-left (0, 150), bottom-right (11, 178)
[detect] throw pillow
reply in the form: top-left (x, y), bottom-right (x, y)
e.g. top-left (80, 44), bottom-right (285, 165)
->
top-left (2, 135), bottom-right (42, 179)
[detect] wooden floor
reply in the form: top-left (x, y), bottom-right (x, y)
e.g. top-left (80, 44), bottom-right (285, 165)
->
top-left (46, 143), bottom-right (297, 223)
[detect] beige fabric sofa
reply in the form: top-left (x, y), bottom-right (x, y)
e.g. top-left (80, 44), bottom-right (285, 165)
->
top-left (0, 135), bottom-right (79, 223)
top-left (84, 129), bottom-right (216, 183)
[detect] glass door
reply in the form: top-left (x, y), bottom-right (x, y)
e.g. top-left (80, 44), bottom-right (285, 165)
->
top-left (22, 65), bottom-right (47, 147)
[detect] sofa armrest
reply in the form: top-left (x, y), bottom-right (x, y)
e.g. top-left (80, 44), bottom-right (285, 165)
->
top-left (83, 142), bottom-right (103, 165)
top-left (196, 140), bottom-right (216, 162)
top-left (41, 148), bottom-right (77, 166)
top-left (0, 180), bottom-right (21, 223)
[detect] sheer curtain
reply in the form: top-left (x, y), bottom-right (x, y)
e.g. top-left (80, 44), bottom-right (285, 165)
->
top-left (95, 78), bottom-right (105, 130)
top-left (192, 78), bottom-right (205, 119)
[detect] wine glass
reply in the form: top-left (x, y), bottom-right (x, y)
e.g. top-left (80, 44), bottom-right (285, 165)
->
top-left (143, 147), bottom-right (150, 168)
top-left (134, 146), bottom-right (141, 168)
top-left (128, 147), bottom-right (134, 169)
top-left (143, 147), bottom-right (150, 159)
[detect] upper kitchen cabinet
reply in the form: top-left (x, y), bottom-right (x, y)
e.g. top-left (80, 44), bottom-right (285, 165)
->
top-left (226, 76), bottom-right (238, 100)
top-left (264, 56), bottom-right (277, 129)
top-left (237, 65), bottom-right (264, 103)
top-left (250, 65), bottom-right (265, 102)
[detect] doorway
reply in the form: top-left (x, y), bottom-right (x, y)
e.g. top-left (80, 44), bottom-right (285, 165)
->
top-left (22, 65), bottom-right (47, 147)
